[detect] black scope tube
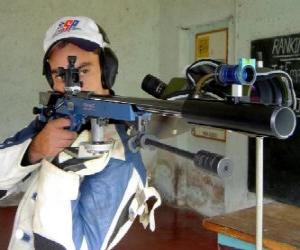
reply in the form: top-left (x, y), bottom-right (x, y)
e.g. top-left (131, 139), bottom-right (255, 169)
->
top-left (95, 95), bottom-right (296, 139)
top-left (181, 99), bottom-right (296, 139)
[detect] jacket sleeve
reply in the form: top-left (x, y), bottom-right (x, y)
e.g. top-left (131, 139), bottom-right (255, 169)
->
top-left (0, 120), bottom-right (41, 200)
top-left (0, 139), bottom-right (41, 200)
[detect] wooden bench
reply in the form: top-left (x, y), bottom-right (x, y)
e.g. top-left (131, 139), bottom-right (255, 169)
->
top-left (203, 202), bottom-right (300, 250)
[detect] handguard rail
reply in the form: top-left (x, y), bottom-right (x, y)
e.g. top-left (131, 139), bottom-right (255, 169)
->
top-left (39, 92), bottom-right (297, 140)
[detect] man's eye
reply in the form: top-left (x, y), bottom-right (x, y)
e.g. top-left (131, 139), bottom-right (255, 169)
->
top-left (80, 68), bottom-right (89, 75)
top-left (53, 74), bottom-right (63, 80)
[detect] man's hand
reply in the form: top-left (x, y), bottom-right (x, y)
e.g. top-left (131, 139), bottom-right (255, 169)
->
top-left (28, 118), bottom-right (77, 164)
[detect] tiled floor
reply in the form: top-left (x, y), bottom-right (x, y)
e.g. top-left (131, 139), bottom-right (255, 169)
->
top-left (0, 204), bottom-right (217, 250)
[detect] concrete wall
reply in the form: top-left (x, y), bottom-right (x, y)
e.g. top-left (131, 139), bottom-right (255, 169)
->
top-left (0, 0), bottom-right (160, 140)
top-left (235, 0), bottom-right (300, 60)
top-left (152, 0), bottom-right (237, 216)
top-left (158, 0), bottom-right (235, 81)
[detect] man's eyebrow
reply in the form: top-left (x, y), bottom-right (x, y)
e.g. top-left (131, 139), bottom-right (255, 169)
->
top-left (78, 62), bottom-right (92, 69)
top-left (50, 62), bottom-right (92, 74)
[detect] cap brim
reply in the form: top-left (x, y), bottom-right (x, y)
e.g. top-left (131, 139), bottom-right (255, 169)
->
top-left (46, 37), bottom-right (99, 56)
top-left (59, 37), bottom-right (99, 51)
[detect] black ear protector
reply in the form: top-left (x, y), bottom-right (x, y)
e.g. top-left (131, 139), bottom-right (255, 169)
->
top-left (42, 24), bottom-right (118, 90)
top-left (99, 46), bottom-right (118, 89)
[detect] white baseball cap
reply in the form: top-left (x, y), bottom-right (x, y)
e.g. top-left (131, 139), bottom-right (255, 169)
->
top-left (43, 16), bottom-right (108, 53)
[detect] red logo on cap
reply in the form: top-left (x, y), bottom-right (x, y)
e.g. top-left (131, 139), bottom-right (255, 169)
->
top-left (54, 19), bottom-right (80, 36)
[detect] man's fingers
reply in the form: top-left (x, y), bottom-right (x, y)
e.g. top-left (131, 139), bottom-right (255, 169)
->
top-left (48, 118), bottom-right (72, 129)
top-left (46, 118), bottom-right (78, 140)
top-left (56, 138), bottom-right (78, 148)
top-left (28, 118), bottom-right (78, 163)
top-left (57, 130), bottom-right (78, 140)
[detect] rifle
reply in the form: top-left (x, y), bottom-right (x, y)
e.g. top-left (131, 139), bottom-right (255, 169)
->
top-left (33, 57), bottom-right (297, 178)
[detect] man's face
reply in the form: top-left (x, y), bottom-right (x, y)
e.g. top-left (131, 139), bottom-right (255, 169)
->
top-left (48, 43), bottom-right (109, 95)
